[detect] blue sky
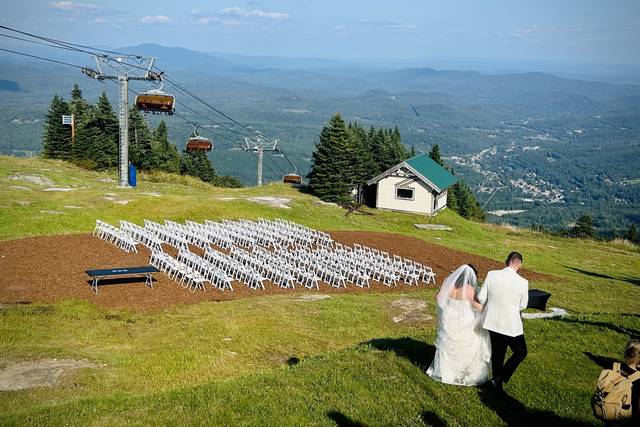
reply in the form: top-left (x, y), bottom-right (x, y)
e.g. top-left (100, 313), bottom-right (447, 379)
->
top-left (2, 0), bottom-right (640, 64)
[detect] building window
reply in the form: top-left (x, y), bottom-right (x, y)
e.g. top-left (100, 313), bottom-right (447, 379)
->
top-left (396, 187), bottom-right (414, 200)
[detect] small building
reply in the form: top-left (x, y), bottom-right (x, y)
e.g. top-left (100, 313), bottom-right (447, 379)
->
top-left (362, 154), bottom-right (458, 215)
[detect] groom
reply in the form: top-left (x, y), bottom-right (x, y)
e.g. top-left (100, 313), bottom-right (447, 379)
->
top-left (477, 251), bottom-right (529, 392)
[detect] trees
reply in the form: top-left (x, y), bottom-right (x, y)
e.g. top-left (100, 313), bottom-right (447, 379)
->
top-left (151, 120), bottom-right (180, 174)
top-left (128, 106), bottom-right (155, 170)
top-left (429, 144), bottom-right (444, 166)
top-left (41, 84), bottom-right (241, 187)
top-left (309, 114), bottom-right (413, 203)
top-left (69, 84), bottom-right (89, 123)
top-left (73, 91), bottom-right (118, 169)
top-left (450, 181), bottom-right (485, 221)
top-left (308, 113), bottom-right (353, 203)
top-left (569, 215), bottom-right (597, 239)
top-left (180, 150), bottom-right (218, 183)
top-left (42, 94), bottom-right (72, 160)
top-left (624, 223), bottom-right (639, 244)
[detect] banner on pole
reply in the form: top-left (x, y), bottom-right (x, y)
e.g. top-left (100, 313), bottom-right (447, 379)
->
top-left (61, 115), bottom-right (73, 125)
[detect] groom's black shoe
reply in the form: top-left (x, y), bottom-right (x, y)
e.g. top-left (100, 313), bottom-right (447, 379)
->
top-left (489, 378), bottom-right (504, 393)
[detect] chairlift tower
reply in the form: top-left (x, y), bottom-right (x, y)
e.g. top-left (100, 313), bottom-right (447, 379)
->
top-left (242, 136), bottom-right (278, 186)
top-left (82, 55), bottom-right (162, 187)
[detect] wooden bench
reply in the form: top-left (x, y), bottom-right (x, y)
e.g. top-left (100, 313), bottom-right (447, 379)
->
top-left (85, 266), bottom-right (160, 294)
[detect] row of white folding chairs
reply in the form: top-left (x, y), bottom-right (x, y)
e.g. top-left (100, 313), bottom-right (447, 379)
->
top-left (176, 248), bottom-right (233, 291)
top-left (164, 220), bottom-right (210, 249)
top-left (277, 249), bottom-right (348, 288)
top-left (204, 247), bottom-right (265, 290)
top-left (149, 251), bottom-right (208, 291)
top-left (232, 248), bottom-right (296, 289)
top-left (250, 246), bottom-right (319, 289)
top-left (144, 220), bottom-right (189, 248)
top-left (119, 220), bottom-right (164, 253)
top-left (346, 244), bottom-right (435, 285)
top-left (258, 218), bottom-right (327, 247)
top-left (205, 221), bottom-right (257, 248)
top-left (93, 220), bottom-right (138, 253)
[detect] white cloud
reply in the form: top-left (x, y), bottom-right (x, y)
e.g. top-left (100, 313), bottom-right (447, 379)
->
top-left (510, 24), bottom-right (584, 38)
top-left (50, 1), bottom-right (99, 12)
top-left (139, 15), bottom-right (173, 24)
top-left (219, 7), bottom-right (289, 19)
top-left (355, 20), bottom-right (416, 32)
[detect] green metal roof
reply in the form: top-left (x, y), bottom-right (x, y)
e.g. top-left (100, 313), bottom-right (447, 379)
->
top-left (405, 154), bottom-right (458, 191)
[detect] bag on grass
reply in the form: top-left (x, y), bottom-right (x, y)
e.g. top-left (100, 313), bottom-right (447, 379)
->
top-left (591, 362), bottom-right (640, 422)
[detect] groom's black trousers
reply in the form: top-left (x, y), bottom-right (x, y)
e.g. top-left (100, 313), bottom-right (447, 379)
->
top-left (489, 331), bottom-right (527, 383)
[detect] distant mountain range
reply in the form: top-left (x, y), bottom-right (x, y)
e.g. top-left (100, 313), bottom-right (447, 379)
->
top-left (1, 42), bottom-right (639, 234)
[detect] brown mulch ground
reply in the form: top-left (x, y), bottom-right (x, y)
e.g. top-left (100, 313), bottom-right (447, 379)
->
top-left (0, 231), bottom-right (555, 311)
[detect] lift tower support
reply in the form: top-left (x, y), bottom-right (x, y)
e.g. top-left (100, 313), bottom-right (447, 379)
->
top-left (242, 136), bottom-right (278, 186)
top-left (82, 56), bottom-right (161, 187)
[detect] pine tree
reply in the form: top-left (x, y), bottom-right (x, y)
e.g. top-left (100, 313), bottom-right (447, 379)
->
top-left (42, 94), bottom-right (72, 160)
top-left (429, 144), bottom-right (444, 166)
top-left (152, 121), bottom-right (180, 174)
top-left (368, 126), bottom-right (384, 176)
top-left (308, 113), bottom-right (353, 203)
top-left (73, 92), bottom-right (118, 169)
top-left (128, 106), bottom-right (155, 170)
top-left (69, 84), bottom-right (89, 123)
top-left (625, 223), bottom-right (639, 244)
top-left (347, 122), bottom-right (376, 186)
top-left (570, 215), bottom-right (596, 239)
top-left (180, 150), bottom-right (218, 183)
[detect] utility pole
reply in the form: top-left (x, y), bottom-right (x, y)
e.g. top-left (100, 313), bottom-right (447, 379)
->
top-left (481, 185), bottom-right (509, 210)
top-left (82, 55), bottom-right (161, 187)
top-left (242, 136), bottom-right (278, 186)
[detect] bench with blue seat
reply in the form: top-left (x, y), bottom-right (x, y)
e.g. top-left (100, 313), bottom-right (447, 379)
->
top-left (85, 266), bottom-right (160, 294)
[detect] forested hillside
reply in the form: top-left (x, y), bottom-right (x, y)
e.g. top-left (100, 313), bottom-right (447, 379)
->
top-left (1, 44), bottom-right (639, 235)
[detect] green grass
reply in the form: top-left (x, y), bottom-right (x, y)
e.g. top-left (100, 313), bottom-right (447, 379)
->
top-left (1, 156), bottom-right (639, 426)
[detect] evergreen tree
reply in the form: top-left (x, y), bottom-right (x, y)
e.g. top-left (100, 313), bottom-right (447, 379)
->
top-left (451, 181), bottom-right (485, 221)
top-left (308, 113), bottom-right (353, 203)
top-left (569, 215), bottom-right (597, 239)
top-left (429, 144), bottom-right (444, 166)
top-left (152, 121), bottom-right (180, 174)
top-left (180, 150), bottom-right (218, 183)
top-left (42, 94), bottom-right (72, 160)
top-left (72, 92), bottom-right (118, 169)
top-left (128, 107), bottom-right (155, 170)
top-left (69, 84), bottom-right (89, 123)
top-left (368, 126), bottom-right (384, 176)
top-left (625, 223), bottom-right (639, 244)
top-left (347, 122), bottom-right (376, 186)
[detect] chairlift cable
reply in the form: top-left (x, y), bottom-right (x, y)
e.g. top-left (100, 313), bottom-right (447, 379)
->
top-left (0, 46), bottom-right (85, 69)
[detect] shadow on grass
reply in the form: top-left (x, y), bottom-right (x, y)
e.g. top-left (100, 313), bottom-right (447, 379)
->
top-left (327, 411), bottom-right (367, 427)
top-left (420, 411), bottom-right (447, 427)
top-left (365, 337), bottom-right (435, 370)
top-left (550, 317), bottom-right (640, 338)
top-left (564, 266), bottom-right (640, 287)
top-left (478, 388), bottom-right (590, 426)
top-left (287, 357), bottom-right (300, 367)
top-left (584, 352), bottom-right (618, 369)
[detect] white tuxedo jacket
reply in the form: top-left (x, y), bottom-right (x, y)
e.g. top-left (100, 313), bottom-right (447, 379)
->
top-left (477, 267), bottom-right (528, 337)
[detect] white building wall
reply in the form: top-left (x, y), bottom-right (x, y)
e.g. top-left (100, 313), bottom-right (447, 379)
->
top-left (376, 176), bottom-right (435, 214)
top-left (434, 190), bottom-right (448, 212)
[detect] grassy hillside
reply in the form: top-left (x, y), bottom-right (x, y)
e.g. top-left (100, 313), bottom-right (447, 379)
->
top-left (0, 156), bottom-right (639, 426)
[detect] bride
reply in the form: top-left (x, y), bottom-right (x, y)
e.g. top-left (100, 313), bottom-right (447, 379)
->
top-left (427, 264), bottom-right (491, 386)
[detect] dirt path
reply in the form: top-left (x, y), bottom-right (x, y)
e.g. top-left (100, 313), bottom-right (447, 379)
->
top-left (0, 232), bottom-right (554, 311)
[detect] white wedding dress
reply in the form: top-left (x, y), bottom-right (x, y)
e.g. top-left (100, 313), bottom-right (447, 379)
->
top-left (427, 266), bottom-right (492, 386)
